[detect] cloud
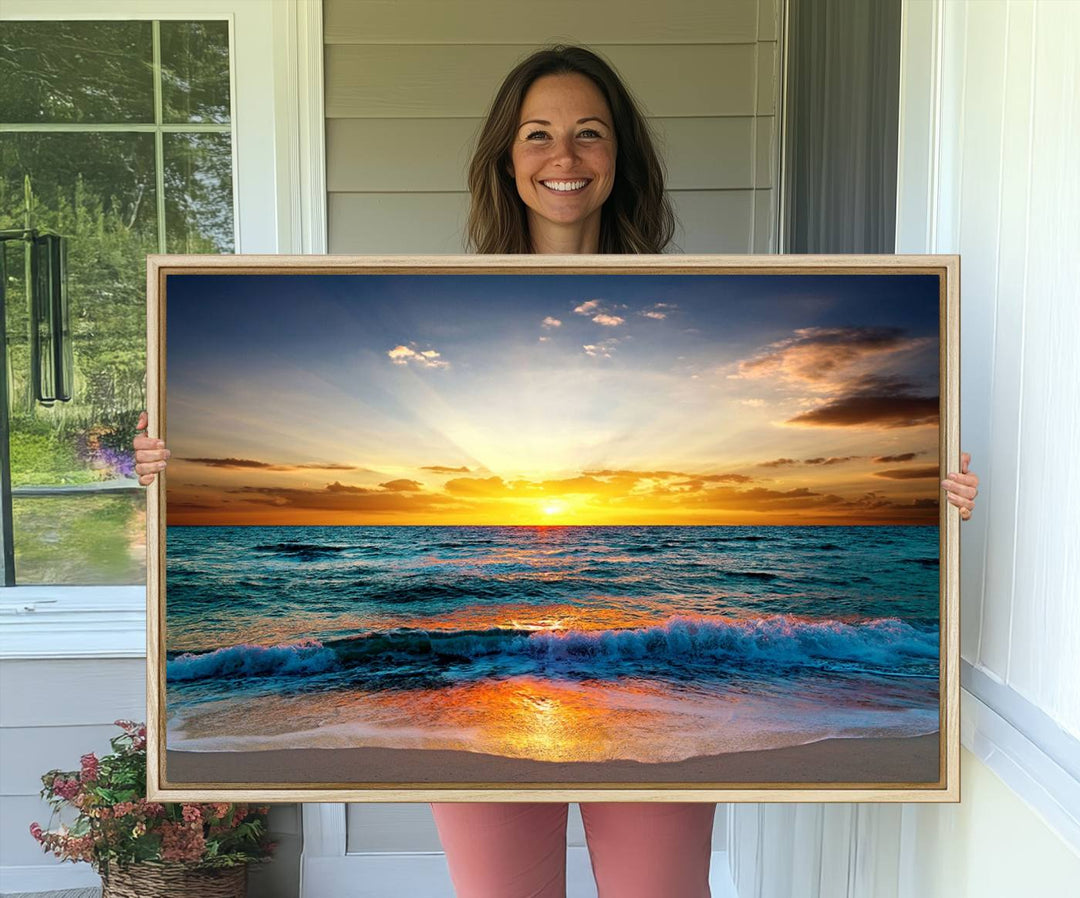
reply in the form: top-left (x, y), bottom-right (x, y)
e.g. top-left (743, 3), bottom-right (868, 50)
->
top-left (803, 456), bottom-right (860, 466)
top-left (379, 479), bottom-right (424, 491)
top-left (324, 481), bottom-right (378, 494)
top-left (222, 481), bottom-right (458, 513)
top-left (786, 376), bottom-right (939, 428)
top-left (740, 398), bottom-right (766, 408)
top-left (758, 458), bottom-right (799, 468)
top-left (387, 344), bottom-right (450, 369)
top-left (181, 457), bottom-right (362, 472)
top-left (422, 465), bottom-right (471, 474)
top-left (735, 327), bottom-right (929, 389)
top-left (572, 298), bottom-right (624, 327)
top-left (873, 466), bottom-right (941, 480)
top-left (872, 452), bottom-right (920, 463)
top-left (758, 456), bottom-right (860, 469)
top-left (584, 339), bottom-right (618, 359)
top-left (641, 302), bottom-right (676, 320)
top-left (443, 476), bottom-right (511, 497)
top-left (182, 457), bottom-right (279, 469)
top-left (542, 316), bottom-right (562, 328)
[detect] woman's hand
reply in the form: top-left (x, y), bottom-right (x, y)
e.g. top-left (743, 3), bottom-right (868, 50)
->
top-left (133, 411), bottom-right (170, 486)
top-left (941, 451), bottom-right (979, 521)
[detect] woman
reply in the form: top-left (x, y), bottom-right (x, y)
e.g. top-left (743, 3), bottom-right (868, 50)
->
top-left (135, 45), bottom-right (979, 898)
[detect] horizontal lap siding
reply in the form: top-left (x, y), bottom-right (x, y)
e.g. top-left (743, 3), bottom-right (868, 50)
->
top-left (0, 659), bottom-right (146, 868)
top-left (324, 0), bottom-right (761, 45)
top-left (325, 1), bottom-right (780, 256)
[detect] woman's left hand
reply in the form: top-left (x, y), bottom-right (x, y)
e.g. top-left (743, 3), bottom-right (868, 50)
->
top-left (941, 451), bottom-right (979, 521)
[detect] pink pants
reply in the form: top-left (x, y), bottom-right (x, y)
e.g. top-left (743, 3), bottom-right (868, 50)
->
top-left (431, 802), bottom-right (716, 898)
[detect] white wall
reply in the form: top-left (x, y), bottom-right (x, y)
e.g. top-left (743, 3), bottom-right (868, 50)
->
top-left (728, 1), bottom-right (1080, 894)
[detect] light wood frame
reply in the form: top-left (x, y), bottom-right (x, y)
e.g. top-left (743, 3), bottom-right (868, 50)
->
top-left (146, 253), bottom-right (960, 803)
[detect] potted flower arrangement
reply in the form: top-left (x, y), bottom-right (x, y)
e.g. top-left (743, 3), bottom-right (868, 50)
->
top-left (30, 720), bottom-right (274, 897)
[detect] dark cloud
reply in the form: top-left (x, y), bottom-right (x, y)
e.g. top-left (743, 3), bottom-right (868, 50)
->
top-left (872, 453), bottom-right (920, 463)
top-left (788, 394), bottom-right (939, 428)
top-left (295, 463), bottom-right (362, 471)
top-left (181, 457), bottom-right (361, 472)
top-left (379, 479), bottom-right (424, 492)
top-left (422, 465), bottom-right (471, 474)
top-left (803, 456), bottom-right (860, 466)
top-left (223, 482), bottom-right (457, 513)
top-left (873, 466), bottom-right (941, 480)
top-left (758, 458), bottom-right (799, 468)
top-left (182, 457), bottom-right (279, 469)
top-left (786, 377), bottom-right (938, 429)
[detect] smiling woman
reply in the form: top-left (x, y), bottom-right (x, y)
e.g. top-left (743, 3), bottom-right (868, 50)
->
top-left (465, 45), bottom-right (674, 255)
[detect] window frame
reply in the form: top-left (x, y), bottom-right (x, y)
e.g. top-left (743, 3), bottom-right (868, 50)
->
top-left (0, 0), bottom-right (326, 656)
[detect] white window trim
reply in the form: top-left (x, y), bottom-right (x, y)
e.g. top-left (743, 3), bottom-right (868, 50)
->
top-left (0, 0), bottom-right (326, 658)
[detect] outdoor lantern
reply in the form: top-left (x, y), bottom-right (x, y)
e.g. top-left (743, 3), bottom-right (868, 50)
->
top-left (0, 229), bottom-right (73, 406)
top-left (30, 233), bottom-right (73, 405)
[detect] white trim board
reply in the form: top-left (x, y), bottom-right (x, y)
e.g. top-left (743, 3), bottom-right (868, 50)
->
top-left (961, 686), bottom-right (1080, 855)
top-left (0, 587), bottom-right (145, 659)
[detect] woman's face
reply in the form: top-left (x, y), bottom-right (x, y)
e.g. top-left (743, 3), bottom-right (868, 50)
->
top-left (509, 73), bottom-right (617, 239)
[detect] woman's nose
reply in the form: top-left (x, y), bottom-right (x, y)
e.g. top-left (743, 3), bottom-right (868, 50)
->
top-left (548, 134), bottom-right (579, 165)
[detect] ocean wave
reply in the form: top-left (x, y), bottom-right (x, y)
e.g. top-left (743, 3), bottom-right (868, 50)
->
top-left (253, 542), bottom-right (350, 558)
top-left (167, 639), bottom-right (338, 681)
top-left (167, 615), bottom-right (937, 683)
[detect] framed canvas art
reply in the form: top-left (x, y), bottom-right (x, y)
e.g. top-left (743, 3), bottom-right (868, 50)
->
top-left (145, 254), bottom-right (960, 803)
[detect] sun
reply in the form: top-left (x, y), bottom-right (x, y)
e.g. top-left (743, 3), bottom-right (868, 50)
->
top-left (541, 499), bottom-right (569, 517)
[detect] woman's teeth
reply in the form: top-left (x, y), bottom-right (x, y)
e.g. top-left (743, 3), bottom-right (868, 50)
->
top-left (542, 179), bottom-right (589, 192)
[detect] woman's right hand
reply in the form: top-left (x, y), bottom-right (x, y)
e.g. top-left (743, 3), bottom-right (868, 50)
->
top-left (133, 411), bottom-right (171, 486)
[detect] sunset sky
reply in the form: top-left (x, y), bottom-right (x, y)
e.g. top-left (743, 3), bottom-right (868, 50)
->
top-left (165, 272), bottom-right (941, 526)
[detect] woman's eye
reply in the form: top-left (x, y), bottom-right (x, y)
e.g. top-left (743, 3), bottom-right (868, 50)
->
top-left (525, 130), bottom-right (550, 140)
top-left (579, 129), bottom-right (602, 138)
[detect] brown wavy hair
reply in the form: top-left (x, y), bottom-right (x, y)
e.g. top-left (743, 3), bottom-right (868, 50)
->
top-left (466, 45), bottom-right (676, 254)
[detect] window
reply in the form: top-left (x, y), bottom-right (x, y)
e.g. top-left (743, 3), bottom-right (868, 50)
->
top-left (1, 19), bottom-right (235, 584)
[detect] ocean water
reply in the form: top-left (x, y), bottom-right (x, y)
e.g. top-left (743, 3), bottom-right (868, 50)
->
top-left (165, 525), bottom-right (940, 763)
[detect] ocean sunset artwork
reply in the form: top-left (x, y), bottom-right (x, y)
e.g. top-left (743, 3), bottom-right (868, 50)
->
top-left (160, 267), bottom-right (946, 791)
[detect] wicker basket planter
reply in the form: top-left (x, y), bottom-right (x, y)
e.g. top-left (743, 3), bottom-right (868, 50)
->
top-left (101, 861), bottom-right (247, 898)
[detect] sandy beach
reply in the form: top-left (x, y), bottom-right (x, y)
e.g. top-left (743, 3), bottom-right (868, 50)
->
top-left (166, 731), bottom-right (939, 788)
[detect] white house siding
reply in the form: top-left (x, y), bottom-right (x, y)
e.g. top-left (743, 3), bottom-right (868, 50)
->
top-left (324, 0), bottom-right (781, 254)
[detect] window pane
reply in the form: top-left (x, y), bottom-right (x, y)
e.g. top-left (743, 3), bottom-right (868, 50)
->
top-left (0, 22), bottom-right (154, 124)
top-left (2, 132), bottom-right (157, 585)
top-left (164, 133), bottom-right (235, 252)
top-left (160, 20), bottom-right (232, 124)
top-left (12, 494), bottom-right (145, 585)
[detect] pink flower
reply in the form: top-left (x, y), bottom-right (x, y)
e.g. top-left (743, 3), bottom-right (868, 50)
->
top-left (160, 820), bottom-right (206, 863)
top-left (80, 753), bottom-right (99, 782)
top-left (136, 799), bottom-right (165, 817)
top-left (113, 801), bottom-right (136, 817)
top-left (181, 805), bottom-right (202, 824)
top-left (52, 777), bottom-right (80, 801)
top-left (29, 822), bottom-right (43, 842)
